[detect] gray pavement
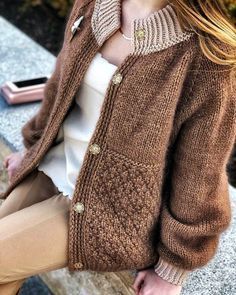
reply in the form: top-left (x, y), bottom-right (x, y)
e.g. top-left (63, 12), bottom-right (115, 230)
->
top-left (0, 16), bottom-right (56, 152)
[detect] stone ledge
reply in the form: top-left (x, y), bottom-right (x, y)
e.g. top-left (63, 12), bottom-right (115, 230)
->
top-left (0, 16), bottom-right (55, 152)
top-left (41, 269), bottom-right (136, 295)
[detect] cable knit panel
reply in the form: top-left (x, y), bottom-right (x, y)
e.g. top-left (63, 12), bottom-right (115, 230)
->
top-left (84, 147), bottom-right (161, 271)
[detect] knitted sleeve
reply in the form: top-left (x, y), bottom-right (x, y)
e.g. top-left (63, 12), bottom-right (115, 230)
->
top-left (21, 50), bottom-right (63, 149)
top-left (154, 57), bottom-right (236, 285)
top-left (20, 0), bottom-right (84, 149)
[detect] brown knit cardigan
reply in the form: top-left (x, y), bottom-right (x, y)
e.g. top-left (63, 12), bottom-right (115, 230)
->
top-left (1, 0), bottom-right (235, 286)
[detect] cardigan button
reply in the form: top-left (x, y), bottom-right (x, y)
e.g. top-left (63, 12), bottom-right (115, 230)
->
top-left (74, 262), bottom-right (83, 268)
top-left (135, 28), bottom-right (145, 40)
top-left (112, 73), bottom-right (123, 85)
top-left (73, 202), bottom-right (84, 213)
top-left (89, 143), bottom-right (101, 155)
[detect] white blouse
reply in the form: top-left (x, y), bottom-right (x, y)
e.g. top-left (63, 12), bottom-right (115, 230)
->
top-left (37, 52), bottom-right (118, 199)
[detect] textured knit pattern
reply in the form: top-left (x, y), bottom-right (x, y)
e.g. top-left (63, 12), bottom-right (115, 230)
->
top-left (154, 257), bottom-right (190, 285)
top-left (83, 148), bottom-right (160, 271)
top-left (1, 0), bottom-right (236, 283)
top-left (91, 0), bottom-right (194, 54)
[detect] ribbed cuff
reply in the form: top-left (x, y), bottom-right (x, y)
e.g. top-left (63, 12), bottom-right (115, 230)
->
top-left (154, 257), bottom-right (191, 286)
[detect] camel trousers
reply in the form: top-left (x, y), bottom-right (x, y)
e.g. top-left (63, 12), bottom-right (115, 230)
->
top-left (0, 168), bottom-right (71, 295)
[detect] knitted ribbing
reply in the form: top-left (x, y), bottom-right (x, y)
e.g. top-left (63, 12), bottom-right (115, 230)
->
top-left (154, 256), bottom-right (190, 285)
top-left (92, 0), bottom-right (194, 54)
top-left (0, 0), bottom-right (235, 280)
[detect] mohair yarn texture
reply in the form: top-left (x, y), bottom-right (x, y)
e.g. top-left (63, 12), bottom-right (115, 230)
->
top-left (1, 0), bottom-right (236, 283)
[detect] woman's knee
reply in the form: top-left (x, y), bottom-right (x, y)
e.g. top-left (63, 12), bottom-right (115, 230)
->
top-left (0, 194), bottom-right (70, 283)
top-left (0, 237), bottom-right (12, 283)
top-left (0, 214), bottom-right (26, 283)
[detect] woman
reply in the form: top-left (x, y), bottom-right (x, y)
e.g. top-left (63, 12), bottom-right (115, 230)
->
top-left (0, 0), bottom-right (235, 294)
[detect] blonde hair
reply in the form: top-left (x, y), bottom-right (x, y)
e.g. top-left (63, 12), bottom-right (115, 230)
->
top-left (171, 1), bottom-right (236, 70)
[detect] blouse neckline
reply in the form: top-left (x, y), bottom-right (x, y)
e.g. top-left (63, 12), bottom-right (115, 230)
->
top-left (96, 52), bottom-right (118, 68)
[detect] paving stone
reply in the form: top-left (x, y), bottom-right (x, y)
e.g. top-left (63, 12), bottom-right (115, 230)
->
top-left (0, 16), bottom-right (56, 152)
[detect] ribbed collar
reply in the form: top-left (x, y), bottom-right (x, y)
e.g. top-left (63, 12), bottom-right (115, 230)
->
top-left (91, 0), bottom-right (195, 55)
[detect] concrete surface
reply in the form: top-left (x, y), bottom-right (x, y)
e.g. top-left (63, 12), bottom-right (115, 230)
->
top-left (0, 16), bottom-right (55, 152)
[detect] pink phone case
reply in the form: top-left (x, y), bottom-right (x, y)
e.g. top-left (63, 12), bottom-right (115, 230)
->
top-left (0, 77), bottom-right (49, 105)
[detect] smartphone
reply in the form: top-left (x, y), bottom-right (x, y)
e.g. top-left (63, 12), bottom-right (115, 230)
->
top-left (0, 76), bottom-right (50, 105)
